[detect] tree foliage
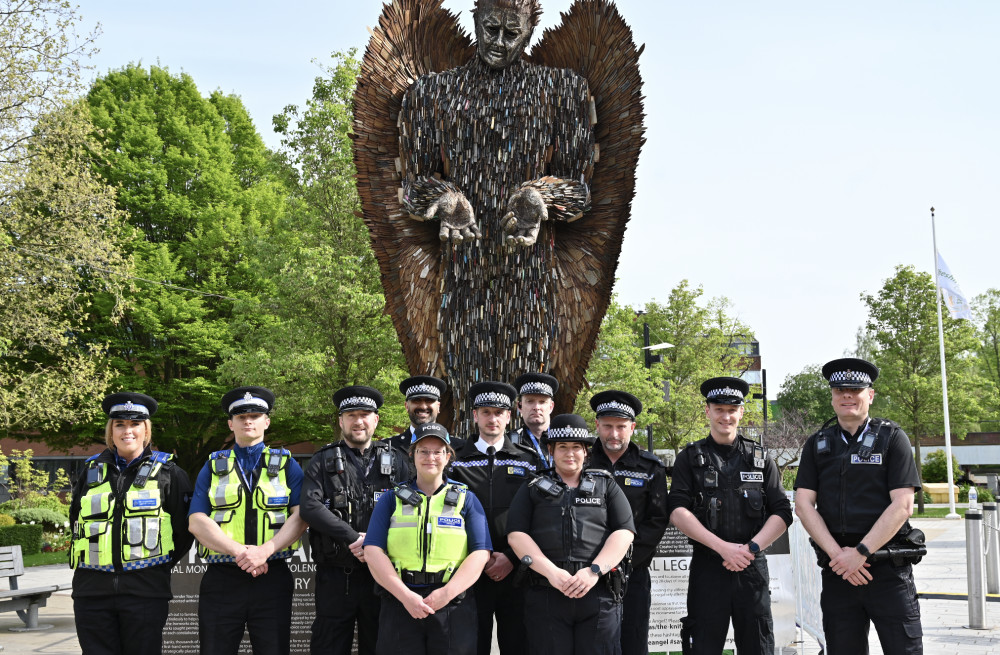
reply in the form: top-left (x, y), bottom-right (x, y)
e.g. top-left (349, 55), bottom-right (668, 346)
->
top-left (775, 364), bottom-right (832, 428)
top-left (973, 289), bottom-right (1000, 427)
top-left (1, 0), bottom-right (129, 434)
top-left (920, 449), bottom-right (961, 485)
top-left (0, 448), bottom-right (68, 511)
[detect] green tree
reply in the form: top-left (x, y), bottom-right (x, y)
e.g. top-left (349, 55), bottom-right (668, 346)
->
top-left (972, 289), bottom-right (1000, 427)
top-left (218, 50), bottom-right (409, 438)
top-left (1, 1), bottom-right (129, 434)
top-left (862, 265), bottom-right (986, 510)
top-left (776, 364), bottom-right (832, 428)
top-left (920, 449), bottom-right (961, 485)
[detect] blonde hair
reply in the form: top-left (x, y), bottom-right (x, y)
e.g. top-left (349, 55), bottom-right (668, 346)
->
top-left (104, 419), bottom-right (153, 450)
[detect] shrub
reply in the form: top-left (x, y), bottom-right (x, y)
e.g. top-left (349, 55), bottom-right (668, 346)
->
top-left (0, 494), bottom-right (70, 516)
top-left (8, 507), bottom-right (71, 531)
top-left (922, 450), bottom-right (962, 484)
top-left (0, 514), bottom-right (14, 527)
top-left (0, 524), bottom-right (44, 555)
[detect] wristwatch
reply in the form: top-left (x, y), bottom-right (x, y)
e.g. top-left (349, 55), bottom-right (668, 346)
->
top-left (590, 563), bottom-right (603, 575)
top-left (855, 542), bottom-right (871, 558)
top-left (748, 540), bottom-right (761, 554)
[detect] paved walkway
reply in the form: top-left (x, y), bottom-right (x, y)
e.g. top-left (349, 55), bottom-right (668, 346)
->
top-left (1, 517), bottom-right (998, 653)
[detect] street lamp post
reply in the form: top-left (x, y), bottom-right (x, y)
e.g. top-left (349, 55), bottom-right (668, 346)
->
top-left (640, 320), bottom-right (673, 452)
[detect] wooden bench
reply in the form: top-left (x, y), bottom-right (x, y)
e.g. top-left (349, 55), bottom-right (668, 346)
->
top-left (0, 545), bottom-right (70, 631)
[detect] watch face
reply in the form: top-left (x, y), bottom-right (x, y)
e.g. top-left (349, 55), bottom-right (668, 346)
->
top-left (749, 541), bottom-right (760, 554)
top-left (590, 564), bottom-right (602, 575)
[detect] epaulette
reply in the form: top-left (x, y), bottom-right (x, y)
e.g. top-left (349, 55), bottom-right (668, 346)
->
top-left (583, 468), bottom-right (613, 478)
top-left (84, 453), bottom-right (102, 464)
top-left (316, 442), bottom-right (339, 454)
top-left (266, 447), bottom-right (291, 457)
top-left (209, 449), bottom-right (233, 460)
top-left (638, 450), bottom-right (665, 467)
top-left (444, 478), bottom-right (470, 489)
top-left (149, 451), bottom-right (173, 465)
top-left (508, 440), bottom-right (541, 460)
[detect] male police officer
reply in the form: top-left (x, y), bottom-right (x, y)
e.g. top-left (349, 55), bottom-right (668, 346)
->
top-left (794, 358), bottom-right (923, 655)
top-left (387, 376), bottom-right (448, 461)
top-left (511, 372), bottom-right (558, 463)
top-left (668, 378), bottom-right (791, 655)
top-left (588, 390), bottom-right (669, 655)
top-left (301, 386), bottom-right (409, 655)
top-left (188, 386), bottom-right (306, 655)
top-left (449, 381), bottom-right (541, 655)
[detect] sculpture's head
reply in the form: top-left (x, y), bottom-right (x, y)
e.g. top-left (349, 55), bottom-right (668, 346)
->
top-left (472, 0), bottom-right (541, 69)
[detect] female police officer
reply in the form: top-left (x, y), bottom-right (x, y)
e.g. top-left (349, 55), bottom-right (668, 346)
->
top-left (363, 422), bottom-right (491, 655)
top-left (69, 392), bottom-right (193, 655)
top-left (507, 413), bottom-right (635, 655)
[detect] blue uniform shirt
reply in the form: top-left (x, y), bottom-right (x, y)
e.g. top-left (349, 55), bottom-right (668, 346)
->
top-left (189, 443), bottom-right (303, 517)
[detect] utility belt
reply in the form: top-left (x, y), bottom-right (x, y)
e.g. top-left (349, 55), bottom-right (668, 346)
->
top-left (401, 569), bottom-right (448, 585)
top-left (810, 527), bottom-right (927, 568)
top-left (526, 562), bottom-right (628, 603)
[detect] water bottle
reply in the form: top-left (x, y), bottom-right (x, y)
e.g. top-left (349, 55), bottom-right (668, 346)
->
top-left (969, 486), bottom-right (978, 510)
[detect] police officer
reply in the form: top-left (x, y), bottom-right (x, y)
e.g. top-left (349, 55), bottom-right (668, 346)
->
top-left (70, 392), bottom-right (193, 655)
top-left (388, 376), bottom-right (450, 466)
top-left (449, 381), bottom-right (541, 655)
top-left (363, 422), bottom-right (492, 655)
top-left (508, 414), bottom-right (636, 655)
top-left (301, 386), bottom-right (409, 655)
top-left (588, 390), bottom-right (669, 655)
top-left (668, 377), bottom-right (792, 655)
top-left (511, 372), bottom-right (558, 463)
top-left (794, 358), bottom-right (923, 655)
top-left (188, 386), bottom-right (306, 655)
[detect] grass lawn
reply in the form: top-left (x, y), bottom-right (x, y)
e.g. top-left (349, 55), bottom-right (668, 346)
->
top-left (912, 507), bottom-right (970, 519)
top-left (23, 550), bottom-right (69, 567)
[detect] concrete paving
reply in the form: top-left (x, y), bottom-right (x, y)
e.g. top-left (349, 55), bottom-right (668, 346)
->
top-left (1, 517), bottom-right (998, 653)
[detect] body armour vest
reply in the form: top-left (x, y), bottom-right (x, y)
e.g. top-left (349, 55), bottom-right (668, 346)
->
top-left (386, 483), bottom-right (470, 583)
top-left (198, 446), bottom-right (300, 563)
top-left (688, 436), bottom-right (767, 544)
top-left (527, 470), bottom-right (615, 565)
top-left (72, 451), bottom-right (175, 572)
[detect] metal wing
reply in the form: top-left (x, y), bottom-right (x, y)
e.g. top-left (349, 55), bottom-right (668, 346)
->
top-left (353, 0), bottom-right (474, 384)
top-left (527, 0), bottom-right (646, 413)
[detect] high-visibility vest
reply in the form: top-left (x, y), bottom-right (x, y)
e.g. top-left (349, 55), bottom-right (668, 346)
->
top-left (386, 483), bottom-right (469, 583)
top-left (197, 447), bottom-right (300, 563)
top-left (71, 451), bottom-right (175, 572)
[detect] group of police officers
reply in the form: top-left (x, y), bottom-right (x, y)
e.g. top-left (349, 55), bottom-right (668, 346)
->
top-left (70, 357), bottom-right (923, 655)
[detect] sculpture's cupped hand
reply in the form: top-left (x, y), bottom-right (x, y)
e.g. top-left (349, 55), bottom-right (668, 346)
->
top-left (427, 191), bottom-right (480, 244)
top-left (502, 186), bottom-right (547, 247)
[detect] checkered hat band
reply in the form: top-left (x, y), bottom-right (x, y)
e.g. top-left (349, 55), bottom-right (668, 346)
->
top-left (830, 370), bottom-right (872, 385)
top-left (474, 392), bottom-right (512, 407)
top-left (595, 401), bottom-right (635, 418)
top-left (405, 384), bottom-right (441, 398)
top-left (110, 403), bottom-right (150, 416)
top-left (519, 382), bottom-right (554, 396)
top-left (548, 427), bottom-right (592, 440)
top-left (707, 387), bottom-right (744, 400)
top-left (228, 398), bottom-right (269, 413)
top-left (339, 396), bottom-right (379, 410)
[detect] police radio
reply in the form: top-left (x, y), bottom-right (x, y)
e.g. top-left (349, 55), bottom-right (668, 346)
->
top-left (578, 475), bottom-right (597, 496)
top-left (332, 447), bottom-right (346, 475)
top-left (858, 431), bottom-right (878, 459)
top-left (394, 486), bottom-right (422, 507)
top-left (444, 485), bottom-right (462, 507)
top-left (529, 475), bottom-right (565, 500)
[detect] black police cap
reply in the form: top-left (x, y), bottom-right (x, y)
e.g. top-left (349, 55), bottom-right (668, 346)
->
top-left (102, 392), bottom-right (158, 420)
top-left (222, 386), bottom-right (275, 416)
top-left (399, 375), bottom-right (447, 400)
top-left (543, 413), bottom-right (595, 445)
top-left (469, 381), bottom-right (517, 409)
top-left (514, 372), bottom-right (559, 398)
top-left (411, 422), bottom-right (451, 445)
top-left (590, 390), bottom-right (642, 419)
top-left (700, 377), bottom-right (750, 405)
top-left (822, 358), bottom-right (879, 388)
top-left (333, 385), bottom-right (384, 414)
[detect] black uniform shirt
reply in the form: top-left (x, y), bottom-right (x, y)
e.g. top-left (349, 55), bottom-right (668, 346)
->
top-left (448, 435), bottom-right (541, 562)
top-left (70, 447), bottom-right (193, 599)
top-left (795, 418), bottom-right (920, 538)
top-left (589, 441), bottom-right (669, 568)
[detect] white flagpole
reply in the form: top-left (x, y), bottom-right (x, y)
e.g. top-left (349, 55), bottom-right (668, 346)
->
top-left (931, 207), bottom-right (960, 519)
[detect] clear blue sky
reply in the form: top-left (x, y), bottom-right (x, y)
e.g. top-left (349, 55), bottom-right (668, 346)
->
top-left (77, 0), bottom-right (1000, 396)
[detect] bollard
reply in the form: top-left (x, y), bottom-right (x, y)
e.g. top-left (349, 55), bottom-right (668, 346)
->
top-left (985, 503), bottom-right (1000, 594)
top-left (966, 509), bottom-right (988, 629)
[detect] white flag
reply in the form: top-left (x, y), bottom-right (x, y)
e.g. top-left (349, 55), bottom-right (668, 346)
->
top-left (936, 252), bottom-right (972, 320)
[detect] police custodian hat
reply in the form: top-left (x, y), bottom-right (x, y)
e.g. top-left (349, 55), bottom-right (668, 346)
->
top-left (544, 414), bottom-right (596, 445)
top-left (514, 372), bottom-right (559, 398)
top-left (411, 422), bottom-right (451, 445)
top-left (399, 375), bottom-right (446, 401)
top-left (333, 386), bottom-right (384, 414)
top-left (222, 386), bottom-right (275, 416)
top-left (590, 390), bottom-right (642, 419)
top-left (700, 377), bottom-right (750, 405)
top-left (102, 392), bottom-right (158, 420)
top-left (469, 381), bottom-right (517, 409)
top-left (822, 357), bottom-right (879, 388)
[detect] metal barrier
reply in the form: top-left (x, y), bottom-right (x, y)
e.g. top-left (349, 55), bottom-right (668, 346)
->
top-left (984, 503), bottom-right (1000, 595)
top-left (966, 509), bottom-right (988, 628)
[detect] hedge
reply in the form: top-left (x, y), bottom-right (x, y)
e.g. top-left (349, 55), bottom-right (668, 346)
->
top-left (0, 524), bottom-right (44, 555)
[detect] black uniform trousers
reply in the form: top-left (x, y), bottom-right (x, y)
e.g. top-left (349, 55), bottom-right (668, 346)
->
top-left (820, 561), bottom-right (923, 655)
top-left (683, 550), bottom-right (773, 655)
top-left (312, 564), bottom-right (381, 655)
top-left (198, 561), bottom-right (293, 655)
top-left (523, 582), bottom-right (622, 655)
top-left (472, 573), bottom-right (528, 655)
top-left (74, 593), bottom-right (169, 655)
top-left (620, 565), bottom-right (651, 655)
top-left (375, 586), bottom-right (477, 655)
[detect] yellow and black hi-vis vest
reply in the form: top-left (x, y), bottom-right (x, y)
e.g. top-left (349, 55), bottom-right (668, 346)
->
top-left (198, 446), bottom-right (301, 563)
top-left (71, 451), bottom-right (175, 572)
top-left (386, 482), bottom-right (469, 584)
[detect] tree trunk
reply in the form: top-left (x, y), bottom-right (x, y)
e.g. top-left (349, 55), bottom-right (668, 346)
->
top-left (914, 436), bottom-right (924, 514)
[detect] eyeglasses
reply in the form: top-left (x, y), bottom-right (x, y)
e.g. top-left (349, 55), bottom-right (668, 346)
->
top-left (415, 449), bottom-right (448, 459)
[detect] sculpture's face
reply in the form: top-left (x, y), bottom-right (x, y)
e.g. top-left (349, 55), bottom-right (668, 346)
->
top-left (474, 7), bottom-right (533, 69)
